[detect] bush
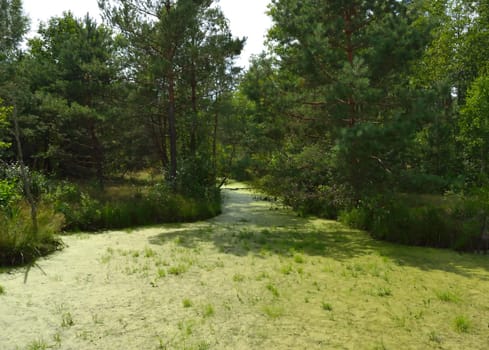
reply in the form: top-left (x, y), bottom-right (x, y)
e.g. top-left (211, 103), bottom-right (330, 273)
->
top-left (0, 203), bottom-right (63, 266)
top-left (0, 179), bottom-right (19, 211)
top-left (339, 207), bottom-right (371, 230)
top-left (50, 181), bottom-right (221, 231)
top-left (1, 163), bottom-right (50, 202)
top-left (339, 194), bottom-right (486, 251)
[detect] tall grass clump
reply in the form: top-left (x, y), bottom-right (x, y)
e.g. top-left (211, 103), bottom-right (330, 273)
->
top-left (454, 315), bottom-right (472, 333)
top-left (339, 191), bottom-right (489, 252)
top-left (51, 181), bottom-right (221, 231)
top-left (0, 172), bottom-right (63, 266)
top-left (0, 202), bottom-right (63, 266)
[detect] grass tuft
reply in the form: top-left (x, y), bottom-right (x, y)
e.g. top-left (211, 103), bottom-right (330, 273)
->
top-left (262, 305), bottom-right (285, 319)
top-left (321, 302), bottom-right (333, 311)
top-left (182, 298), bottom-right (193, 308)
top-left (428, 330), bottom-right (443, 344)
top-left (436, 290), bottom-right (460, 303)
top-left (168, 264), bottom-right (188, 276)
top-left (26, 339), bottom-right (48, 350)
top-left (0, 203), bottom-right (63, 266)
top-left (454, 315), bottom-right (471, 333)
top-left (233, 273), bottom-right (245, 282)
top-left (280, 264), bottom-right (293, 275)
top-left (61, 312), bottom-right (74, 328)
top-left (293, 253), bottom-right (305, 264)
top-left (266, 283), bottom-right (280, 298)
top-left (376, 287), bottom-right (392, 297)
top-left (144, 247), bottom-right (157, 258)
top-left (202, 304), bottom-right (215, 317)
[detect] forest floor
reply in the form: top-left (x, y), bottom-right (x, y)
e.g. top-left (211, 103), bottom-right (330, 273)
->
top-left (1, 182), bottom-right (489, 349)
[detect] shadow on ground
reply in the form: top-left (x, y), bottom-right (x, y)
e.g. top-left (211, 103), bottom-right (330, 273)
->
top-left (148, 186), bottom-right (489, 280)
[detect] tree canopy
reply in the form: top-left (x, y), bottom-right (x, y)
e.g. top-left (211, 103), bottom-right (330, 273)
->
top-left (1, 0), bottom-right (488, 220)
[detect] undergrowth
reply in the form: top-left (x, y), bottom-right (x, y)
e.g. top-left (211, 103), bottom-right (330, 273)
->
top-left (0, 203), bottom-right (63, 266)
top-left (50, 181), bottom-right (221, 231)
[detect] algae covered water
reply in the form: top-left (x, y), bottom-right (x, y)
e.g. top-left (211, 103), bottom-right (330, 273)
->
top-left (1, 183), bottom-right (489, 349)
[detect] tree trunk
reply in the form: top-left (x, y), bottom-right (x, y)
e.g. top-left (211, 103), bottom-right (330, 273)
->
top-left (12, 106), bottom-right (38, 235)
top-left (344, 7), bottom-right (357, 127)
top-left (212, 99), bottom-right (219, 175)
top-left (89, 121), bottom-right (104, 189)
top-left (190, 62), bottom-right (198, 155)
top-left (168, 70), bottom-right (178, 180)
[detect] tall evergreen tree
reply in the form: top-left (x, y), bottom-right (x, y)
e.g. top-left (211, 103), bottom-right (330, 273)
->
top-left (258, 0), bottom-right (431, 200)
top-left (26, 13), bottom-right (120, 182)
top-left (99, 0), bottom-right (243, 186)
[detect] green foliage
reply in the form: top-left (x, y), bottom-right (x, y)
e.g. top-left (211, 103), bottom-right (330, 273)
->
top-left (454, 315), bottom-right (471, 333)
top-left (0, 99), bottom-right (11, 150)
top-left (398, 171), bottom-right (452, 194)
top-left (266, 283), bottom-right (280, 298)
top-left (24, 13), bottom-right (120, 180)
top-left (175, 155), bottom-right (218, 198)
top-left (50, 181), bottom-right (221, 231)
top-left (321, 302), bottom-right (333, 311)
top-left (0, 179), bottom-right (18, 210)
top-left (202, 304), bottom-right (215, 318)
top-left (0, 202), bottom-right (63, 266)
top-left (25, 339), bottom-right (48, 350)
top-left (436, 290), bottom-right (460, 303)
top-left (341, 197), bottom-right (451, 247)
top-left (459, 73), bottom-right (489, 181)
top-left (0, 0), bottom-right (29, 60)
top-left (339, 189), bottom-right (489, 252)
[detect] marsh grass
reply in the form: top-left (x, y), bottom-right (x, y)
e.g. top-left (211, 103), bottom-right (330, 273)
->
top-left (321, 302), bottom-right (333, 311)
top-left (0, 203), bottom-right (63, 266)
top-left (61, 312), bottom-right (74, 328)
top-left (202, 304), bottom-right (215, 317)
top-left (0, 284), bottom-right (4, 295)
top-left (376, 287), bottom-right (393, 297)
top-left (233, 273), bottom-right (245, 282)
top-left (56, 180), bottom-right (221, 232)
top-left (183, 298), bottom-right (193, 308)
top-left (266, 283), bottom-right (280, 298)
top-left (436, 290), bottom-right (461, 303)
top-left (168, 264), bottom-right (189, 276)
top-left (144, 247), bottom-right (156, 258)
top-left (293, 253), bottom-right (305, 264)
top-left (26, 339), bottom-right (48, 350)
top-left (454, 315), bottom-right (472, 333)
top-left (262, 305), bottom-right (285, 319)
top-left (177, 320), bottom-right (195, 336)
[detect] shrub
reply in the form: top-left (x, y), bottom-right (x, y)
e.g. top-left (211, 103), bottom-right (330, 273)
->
top-left (0, 203), bottom-right (63, 266)
top-left (1, 163), bottom-right (49, 202)
top-left (0, 179), bottom-right (19, 211)
top-left (339, 207), bottom-right (371, 230)
top-left (51, 181), bottom-right (221, 231)
top-left (340, 194), bottom-right (485, 251)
